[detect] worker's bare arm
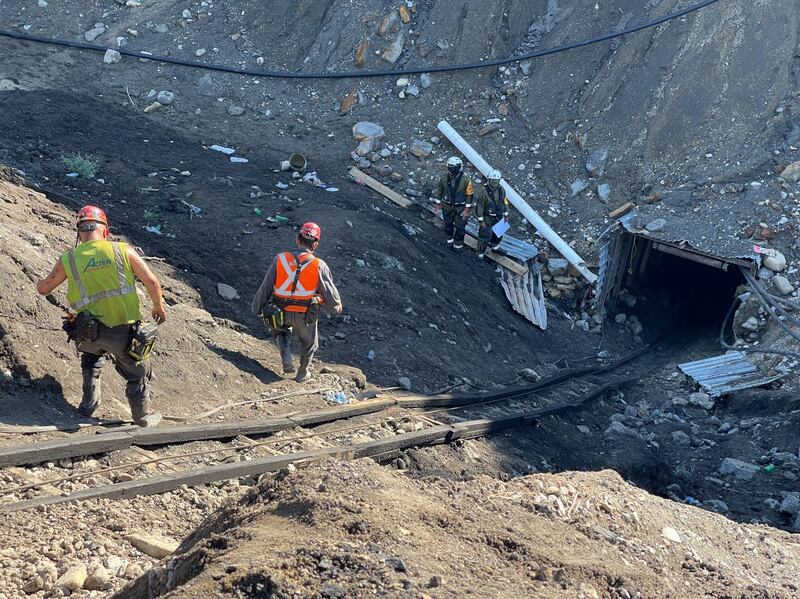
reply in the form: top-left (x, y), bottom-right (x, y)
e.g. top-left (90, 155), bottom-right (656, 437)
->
top-left (36, 260), bottom-right (67, 295)
top-left (127, 248), bottom-right (167, 323)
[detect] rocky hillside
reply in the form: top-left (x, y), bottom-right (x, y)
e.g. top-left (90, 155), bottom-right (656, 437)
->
top-left (121, 458), bottom-right (800, 598)
top-left (1, 0), bottom-right (797, 262)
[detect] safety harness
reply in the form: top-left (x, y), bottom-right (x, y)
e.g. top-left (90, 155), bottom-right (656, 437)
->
top-left (444, 173), bottom-right (466, 206)
top-left (485, 186), bottom-right (507, 217)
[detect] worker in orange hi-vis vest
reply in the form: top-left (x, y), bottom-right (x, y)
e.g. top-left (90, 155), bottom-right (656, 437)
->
top-left (251, 222), bottom-right (342, 382)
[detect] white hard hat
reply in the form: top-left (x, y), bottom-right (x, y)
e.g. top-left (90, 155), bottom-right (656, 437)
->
top-left (446, 156), bottom-right (463, 167)
top-left (487, 169), bottom-right (502, 181)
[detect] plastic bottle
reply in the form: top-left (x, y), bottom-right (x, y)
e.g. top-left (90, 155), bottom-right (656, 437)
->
top-left (326, 391), bottom-right (348, 405)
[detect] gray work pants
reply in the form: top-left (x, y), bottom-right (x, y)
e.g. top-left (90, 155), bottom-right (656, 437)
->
top-left (77, 324), bottom-right (154, 424)
top-left (275, 311), bottom-right (319, 370)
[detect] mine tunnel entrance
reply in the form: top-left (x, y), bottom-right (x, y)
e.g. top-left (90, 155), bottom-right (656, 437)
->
top-left (597, 230), bottom-right (750, 336)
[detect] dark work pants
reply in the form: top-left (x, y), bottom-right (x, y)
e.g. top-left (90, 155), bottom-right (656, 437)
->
top-left (77, 324), bottom-right (154, 424)
top-left (275, 311), bottom-right (319, 371)
top-left (442, 203), bottom-right (467, 247)
top-left (478, 214), bottom-right (504, 254)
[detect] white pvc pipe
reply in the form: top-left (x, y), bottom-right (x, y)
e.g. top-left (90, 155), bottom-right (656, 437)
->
top-left (437, 120), bottom-right (598, 284)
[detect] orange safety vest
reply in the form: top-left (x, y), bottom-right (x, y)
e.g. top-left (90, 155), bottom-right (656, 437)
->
top-left (272, 251), bottom-right (320, 313)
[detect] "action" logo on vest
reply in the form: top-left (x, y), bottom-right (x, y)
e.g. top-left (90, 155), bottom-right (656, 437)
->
top-left (83, 257), bottom-right (113, 273)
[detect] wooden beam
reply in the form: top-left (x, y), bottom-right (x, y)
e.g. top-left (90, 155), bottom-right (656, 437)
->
top-left (0, 398), bottom-right (395, 468)
top-left (608, 202), bottom-right (634, 219)
top-left (0, 416), bottom-right (531, 513)
top-left (462, 235), bottom-right (528, 276)
top-left (0, 376), bottom-right (643, 513)
top-left (349, 167), bottom-right (412, 208)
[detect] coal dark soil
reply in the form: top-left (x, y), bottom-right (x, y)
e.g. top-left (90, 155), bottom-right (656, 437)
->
top-left (0, 88), bottom-right (593, 391)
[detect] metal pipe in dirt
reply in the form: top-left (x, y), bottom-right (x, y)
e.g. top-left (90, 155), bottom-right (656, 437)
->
top-left (437, 120), bottom-right (598, 284)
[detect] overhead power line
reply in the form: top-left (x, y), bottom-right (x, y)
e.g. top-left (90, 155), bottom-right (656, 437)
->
top-left (0, 0), bottom-right (721, 79)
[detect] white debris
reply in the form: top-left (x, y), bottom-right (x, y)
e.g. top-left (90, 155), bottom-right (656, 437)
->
top-left (210, 145), bottom-right (236, 155)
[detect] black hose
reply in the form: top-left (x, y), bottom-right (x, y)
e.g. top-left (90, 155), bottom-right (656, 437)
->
top-left (741, 269), bottom-right (800, 338)
top-left (0, 0), bottom-right (723, 80)
top-left (719, 295), bottom-right (800, 360)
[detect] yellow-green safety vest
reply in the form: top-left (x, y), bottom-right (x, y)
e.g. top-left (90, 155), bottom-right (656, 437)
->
top-left (62, 240), bottom-right (141, 327)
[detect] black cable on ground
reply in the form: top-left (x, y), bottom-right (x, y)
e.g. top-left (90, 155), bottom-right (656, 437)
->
top-left (0, 0), bottom-right (722, 80)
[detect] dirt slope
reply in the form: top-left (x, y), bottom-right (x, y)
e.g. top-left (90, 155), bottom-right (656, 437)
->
top-left (0, 164), bottom-right (383, 432)
top-left (0, 87), bottom-right (591, 395)
top-left (119, 459), bottom-right (800, 599)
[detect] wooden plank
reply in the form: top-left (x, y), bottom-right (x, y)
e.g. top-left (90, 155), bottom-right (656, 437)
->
top-left (0, 419), bottom-right (128, 435)
top-left (0, 377), bottom-right (643, 513)
top-left (349, 167), bottom-right (412, 208)
top-left (0, 448), bottom-right (348, 511)
top-left (608, 202), bottom-right (634, 219)
top-left (0, 432), bottom-right (136, 469)
top-left (462, 235), bottom-right (528, 276)
top-left (0, 399), bottom-right (396, 468)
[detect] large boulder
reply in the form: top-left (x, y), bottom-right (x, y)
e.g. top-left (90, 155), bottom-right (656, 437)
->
top-left (763, 251), bottom-right (787, 272)
top-left (352, 122), bottom-right (385, 141)
top-left (719, 457), bottom-right (760, 480)
top-left (780, 160), bottom-right (800, 182)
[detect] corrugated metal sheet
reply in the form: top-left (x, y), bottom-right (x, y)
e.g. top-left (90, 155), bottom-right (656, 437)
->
top-left (499, 263), bottom-right (547, 330)
top-left (464, 221), bottom-right (538, 262)
top-left (678, 352), bottom-right (783, 397)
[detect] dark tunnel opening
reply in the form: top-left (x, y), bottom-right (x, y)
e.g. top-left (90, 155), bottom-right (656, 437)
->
top-left (601, 233), bottom-right (748, 338)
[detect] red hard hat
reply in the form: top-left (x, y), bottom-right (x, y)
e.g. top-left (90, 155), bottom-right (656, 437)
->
top-left (76, 205), bottom-right (108, 227)
top-left (298, 222), bottom-right (321, 241)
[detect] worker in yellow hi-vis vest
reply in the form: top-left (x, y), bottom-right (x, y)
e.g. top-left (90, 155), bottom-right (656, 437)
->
top-left (36, 205), bottom-right (166, 426)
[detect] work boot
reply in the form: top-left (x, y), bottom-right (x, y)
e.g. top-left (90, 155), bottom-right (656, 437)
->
top-left (135, 411), bottom-right (162, 427)
top-left (78, 396), bottom-right (100, 417)
top-left (295, 359), bottom-right (312, 383)
top-left (129, 396), bottom-right (160, 426)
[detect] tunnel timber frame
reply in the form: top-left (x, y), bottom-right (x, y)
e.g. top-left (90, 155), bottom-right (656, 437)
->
top-left (595, 224), bottom-right (754, 318)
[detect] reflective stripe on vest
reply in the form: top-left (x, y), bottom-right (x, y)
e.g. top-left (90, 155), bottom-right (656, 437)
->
top-left (66, 242), bottom-right (137, 310)
top-left (273, 251), bottom-right (320, 312)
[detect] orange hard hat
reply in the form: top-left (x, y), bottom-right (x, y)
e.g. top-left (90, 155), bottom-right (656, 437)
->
top-left (298, 222), bottom-right (321, 242)
top-left (76, 205), bottom-right (108, 227)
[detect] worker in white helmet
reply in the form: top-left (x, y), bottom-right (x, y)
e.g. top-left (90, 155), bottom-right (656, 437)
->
top-left (474, 169), bottom-right (510, 259)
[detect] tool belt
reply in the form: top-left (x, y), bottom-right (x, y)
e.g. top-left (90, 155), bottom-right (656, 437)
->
top-left (74, 311), bottom-right (101, 343)
top-left (128, 322), bottom-right (159, 362)
top-left (304, 300), bottom-right (321, 325)
top-left (262, 301), bottom-right (287, 331)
